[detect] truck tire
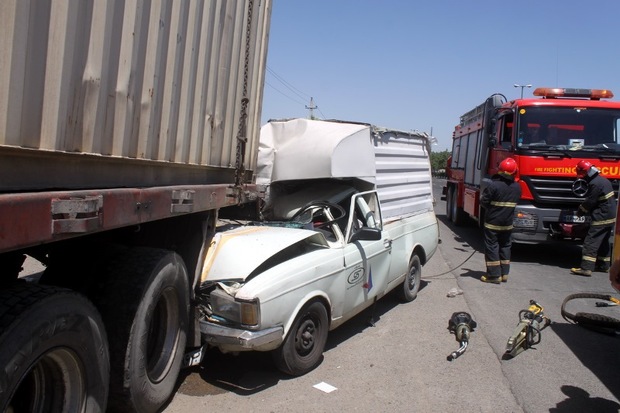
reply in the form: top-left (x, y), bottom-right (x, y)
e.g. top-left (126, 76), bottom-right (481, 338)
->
top-left (396, 253), bottom-right (422, 302)
top-left (93, 248), bottom-right (190, 413)
top-left (0, 282), bottom-right (109, 412)
top-left (273, 300), bottom-right (328, 376)
top-left (449, 186), bottom-right (466, 226)
top-left (446, 186), bottom-right (453, 221)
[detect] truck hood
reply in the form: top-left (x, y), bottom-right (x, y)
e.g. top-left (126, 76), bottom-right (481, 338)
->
top-left (200, 225), bottom-right (328, 283)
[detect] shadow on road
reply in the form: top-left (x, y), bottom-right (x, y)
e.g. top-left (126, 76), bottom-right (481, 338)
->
top-left (550, 322), bottom-right (620, 405)
top-left (549, 384), bottom-right (620, 413)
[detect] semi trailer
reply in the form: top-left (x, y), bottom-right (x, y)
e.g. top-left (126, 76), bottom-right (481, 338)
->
top-left (0, 1), bottom-right (271, 411)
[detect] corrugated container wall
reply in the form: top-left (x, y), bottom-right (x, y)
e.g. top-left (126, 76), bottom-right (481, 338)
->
top-left (0, 0), bottom-right (271, 191)
top-left (371, 128), bottom-right (435, 221)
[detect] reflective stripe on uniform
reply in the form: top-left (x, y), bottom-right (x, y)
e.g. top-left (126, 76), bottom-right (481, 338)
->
top-left (484, 222), bottom-right (513, 231)
top-left (485, 260), bottom-right (500, 266)
top-left (582, 255), bottom-right (596, 263)
top-left (490, 201), bottom-right (517, 207)
top-left (598, 191), bottom-right (615, 201)
top-left (592, 218), bottom-right (616, 226)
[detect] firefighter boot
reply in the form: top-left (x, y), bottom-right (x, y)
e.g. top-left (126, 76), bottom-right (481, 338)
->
top-left (570, 267), bottom-right (592, 277)
top-left (480, 275), bottom-right (501, 284)
top-left (595, 262), bottom-right (610, 273)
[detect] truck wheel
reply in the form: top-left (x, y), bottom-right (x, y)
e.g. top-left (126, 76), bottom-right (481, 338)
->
top-left (0, 283), bottom-right (109, 413)
top-left (94, 248), bottom-right (190, 413)
top-left (446, 186), bottom-right (453, 221)
top-left (273, 301), bottom-right (328, 376)
top-left (449, 187), bottom-right (466, 226)
top-left (397, 253), bottom-right (422, 302)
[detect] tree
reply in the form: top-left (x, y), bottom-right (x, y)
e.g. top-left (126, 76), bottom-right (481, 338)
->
top-left (430, 149), bottom-right (451, 175)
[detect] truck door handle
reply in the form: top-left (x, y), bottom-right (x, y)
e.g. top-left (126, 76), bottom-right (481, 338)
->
top-left (384, 238), bottom-right (392, 249)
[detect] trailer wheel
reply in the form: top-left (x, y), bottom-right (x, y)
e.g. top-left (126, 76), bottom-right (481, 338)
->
top-left (396, 253), bottom-right (422, 302)
top-left (0, 283), bottom-right (109, 413)
top-left (273, 300), bottom-right (328, 376)
top-left (94, 248), bottom-right (190, 413)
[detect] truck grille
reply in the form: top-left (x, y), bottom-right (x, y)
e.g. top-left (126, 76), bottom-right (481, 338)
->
top-left (522, 176), bottom-right (619, 206)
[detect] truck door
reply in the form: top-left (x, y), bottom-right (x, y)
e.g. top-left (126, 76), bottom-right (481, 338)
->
top-left (341, 191), bottom-right (392, 318)
top-left (489, 111), bottom-right (515, 175)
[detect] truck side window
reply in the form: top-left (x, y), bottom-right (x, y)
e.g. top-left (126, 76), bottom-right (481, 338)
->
top-left (500, 114), bottom-right (514, 148)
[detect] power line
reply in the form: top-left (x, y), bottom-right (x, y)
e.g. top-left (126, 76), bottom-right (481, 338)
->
top-left (267, 67), bottom-right (310, 101)
top-left (265, 80), bottom-right (307, 106)
top-left (265, 66), bottom-right (327, 119)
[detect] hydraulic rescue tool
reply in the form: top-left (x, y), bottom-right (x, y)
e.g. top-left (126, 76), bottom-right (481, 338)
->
top-left (447, 312), bottom-right (477, 361)
top-left (561, 293), bottom-right (620, 335)
top-left (503, 300), bottom-right (551, 359)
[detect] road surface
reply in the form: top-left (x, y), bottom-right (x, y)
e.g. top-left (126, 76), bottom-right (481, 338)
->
top-left (162, 178), bottom-right (619, 413)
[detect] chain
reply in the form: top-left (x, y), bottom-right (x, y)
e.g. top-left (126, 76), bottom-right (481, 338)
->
top-left (234, 0), bottom-right (254, 187)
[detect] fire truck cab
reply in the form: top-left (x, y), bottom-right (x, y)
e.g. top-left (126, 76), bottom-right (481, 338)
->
top-left (445, 87), bottom-right (620, 243)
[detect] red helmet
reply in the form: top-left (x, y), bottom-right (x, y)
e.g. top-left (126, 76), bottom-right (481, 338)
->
top-left (499, 158), bottom-right (518, 176)
top-left (576, 160), bottom-right (594, 178)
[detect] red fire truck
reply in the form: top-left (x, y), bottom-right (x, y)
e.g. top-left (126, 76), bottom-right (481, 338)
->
top-left (445, 87), bottom-right (620, 243)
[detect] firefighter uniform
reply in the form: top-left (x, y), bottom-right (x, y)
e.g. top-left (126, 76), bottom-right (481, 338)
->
top-left (574, 173), bottom-right (616, 275)
top-left (480, 173), bottom-right (522, 282)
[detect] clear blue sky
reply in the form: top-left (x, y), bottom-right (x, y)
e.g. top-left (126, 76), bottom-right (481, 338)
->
top-left (260, 0), bottom-right (620, 152)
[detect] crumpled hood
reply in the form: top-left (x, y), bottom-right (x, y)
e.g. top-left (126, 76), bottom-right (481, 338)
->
top-left (200, 225), bottom-right (327, 283)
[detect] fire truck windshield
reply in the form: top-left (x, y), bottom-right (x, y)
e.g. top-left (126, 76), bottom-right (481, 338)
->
top-left (515, 106), bottom-right (620, 154)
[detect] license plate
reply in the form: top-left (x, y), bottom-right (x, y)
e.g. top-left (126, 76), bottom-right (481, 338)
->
top-left (514, 218), bottom-right (536, 228)
top-left (562, 215), bottom-right (589, 223)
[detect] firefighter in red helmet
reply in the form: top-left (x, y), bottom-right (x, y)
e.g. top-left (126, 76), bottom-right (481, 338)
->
top-left (571, 161), bottom-right (617, 276)
top-left (480, 158), bottom-right (522, 283)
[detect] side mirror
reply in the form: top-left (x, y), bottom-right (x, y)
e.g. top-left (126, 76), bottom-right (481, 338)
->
top-left (350, 227), bottom-right (382, 242)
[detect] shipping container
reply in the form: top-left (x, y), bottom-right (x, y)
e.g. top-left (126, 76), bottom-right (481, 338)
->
top-left (0, 0), bottom-right (270, 190)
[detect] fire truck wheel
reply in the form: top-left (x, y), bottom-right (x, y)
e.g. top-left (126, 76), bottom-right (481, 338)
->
top-left (449, 187), bottom-right (466, 225)
top-left (446, 186), bottom-right (454, 221)
top-left (273, 300), bottom-right (328, 376)
top-left (0, 283), bottom-right (109, 412)
top-left (93, 248), bottom-right (190, 413)
top-left (397, 253), bottom-right (422, 302)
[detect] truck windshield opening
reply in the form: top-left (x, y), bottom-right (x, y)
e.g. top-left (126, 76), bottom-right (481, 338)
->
top-left (516, 107), bottom-right (620, 153)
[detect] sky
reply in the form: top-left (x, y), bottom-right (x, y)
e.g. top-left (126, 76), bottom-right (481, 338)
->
top-left (260, 0), bottom-right (620, 152)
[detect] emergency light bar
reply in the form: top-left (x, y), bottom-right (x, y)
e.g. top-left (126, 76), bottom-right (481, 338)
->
top-left (533, 87), bottom-right (614, 100)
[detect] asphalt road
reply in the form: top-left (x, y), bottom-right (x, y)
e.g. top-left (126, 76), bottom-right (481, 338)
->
top-left (162, 178), bottom-right (620, 413)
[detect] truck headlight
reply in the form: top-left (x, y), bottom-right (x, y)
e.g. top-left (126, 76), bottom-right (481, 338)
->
top-left (210, 288), bottom-right (259, 327)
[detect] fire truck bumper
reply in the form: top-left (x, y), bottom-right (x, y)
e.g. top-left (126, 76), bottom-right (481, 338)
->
top-left (512, 206), bottom-right (588, 243)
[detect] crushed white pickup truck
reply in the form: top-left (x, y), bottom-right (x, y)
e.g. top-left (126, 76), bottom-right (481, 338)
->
top-left (198, 118), bottom-right (439, 375)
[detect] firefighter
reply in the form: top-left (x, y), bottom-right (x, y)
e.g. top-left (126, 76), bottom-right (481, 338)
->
top-left (570, 160), bottom-right (617, 277)
top-left (480, 158), bottom-right (522, 284)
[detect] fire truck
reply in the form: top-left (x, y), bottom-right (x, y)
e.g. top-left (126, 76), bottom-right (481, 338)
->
top-left (445, 87), bottom-right (620, 243)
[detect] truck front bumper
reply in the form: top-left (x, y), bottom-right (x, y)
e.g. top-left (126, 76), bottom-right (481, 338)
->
top-left (512, 205), bottom-right (586, 243)
top-left (200, 321), bottom-right (283, 352)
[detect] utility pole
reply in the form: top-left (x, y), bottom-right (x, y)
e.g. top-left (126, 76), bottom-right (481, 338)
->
top-left (305, 97), bottom-right (317, 119)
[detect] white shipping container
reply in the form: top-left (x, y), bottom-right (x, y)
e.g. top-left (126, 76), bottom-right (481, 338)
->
top-left (0, 0), bottom-right (271, 190)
